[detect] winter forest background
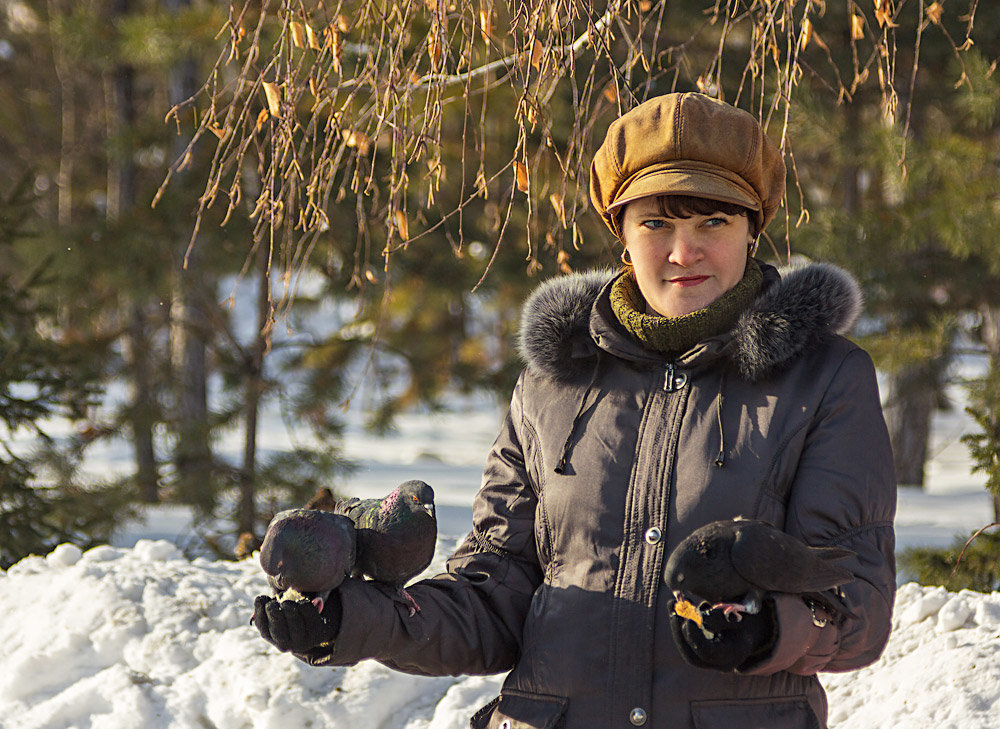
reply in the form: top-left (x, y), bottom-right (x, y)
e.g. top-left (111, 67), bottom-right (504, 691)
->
top-left (3, 1), bottom-right (1000, 726)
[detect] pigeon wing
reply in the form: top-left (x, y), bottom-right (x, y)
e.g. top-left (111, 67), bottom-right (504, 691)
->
top-left (730, 521), bottom-right (855, 594)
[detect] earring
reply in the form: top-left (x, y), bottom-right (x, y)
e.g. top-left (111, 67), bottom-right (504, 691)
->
top-left (621, 248), bottom-right (632, 266)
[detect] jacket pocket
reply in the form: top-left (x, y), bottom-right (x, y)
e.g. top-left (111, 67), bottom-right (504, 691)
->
top-left (470, 690), bottom-right (568, 729)
top-left (691, 696), bottom-right (819, 729)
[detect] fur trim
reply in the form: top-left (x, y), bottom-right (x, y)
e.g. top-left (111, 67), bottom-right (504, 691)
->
top-left (732, 262), bottom-right (863, 381)
top-left (517, 268), bottom-right (615, 381)
top-left (519, 262), bottom-right (863, 382)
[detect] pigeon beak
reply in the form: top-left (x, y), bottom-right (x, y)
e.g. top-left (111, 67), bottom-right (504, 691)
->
top-left (423, 503), bottom-right (435, 519)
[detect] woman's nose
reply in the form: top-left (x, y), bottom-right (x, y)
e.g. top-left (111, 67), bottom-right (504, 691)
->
top-left (668, 232), bottom-right (702, 266)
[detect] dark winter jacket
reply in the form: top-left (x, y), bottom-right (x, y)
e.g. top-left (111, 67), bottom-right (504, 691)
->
top-left (303, 262), bottom-right (896, 729)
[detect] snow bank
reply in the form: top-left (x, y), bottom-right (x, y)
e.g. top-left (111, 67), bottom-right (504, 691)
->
top-left (2, 542), bottom-right (998, 728)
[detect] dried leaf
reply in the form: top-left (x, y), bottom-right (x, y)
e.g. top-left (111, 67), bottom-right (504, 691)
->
top-left (262, 82), bottom-right (281, 117)
top-left (479, 7), bottom-right (492, 43)
top-left (557, 249), bottom-right (572, 274)
top-left (926, 2), bottom-right (943, 25)
top-left (639, 0), bottom-right (653, 11)
top-left (324, 27), bottom-right (343, 74)
top-left (513, 160), bottom-right (529, 192)
top-left (549, 192), bottom-right (565, 225)
top-left (255, 108), bottom-right (270, 132)
top-left (291, 21), bottom-right (306, 49)
top-left (874, 0), bottom-right (896, 28)
top-left (800, 17), bottom-right (813, 51)
top-left (603, 85), bottom-right (618, 103)
top-left (526, 104), bottom-right (538, 125)
top-left (531, 38), bottom-right (543, 69)
top-left (364, 267), bottom-right (379, 284)
top-left (343, 129), bottom-right (372, 155)
top-left (395, 209), bottom-right (409, 240)
top-left (305, 22), bottom-right (321, 50)
top-left (429, 28), bottom-right (443, 69)
top-left (208, 125), bottom-right (227, 139)
top-left (850, 14), bottom-right (865, 40)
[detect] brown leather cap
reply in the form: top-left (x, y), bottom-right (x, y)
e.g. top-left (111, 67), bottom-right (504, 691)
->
top-left (589, 93), bottom-right (786, 235)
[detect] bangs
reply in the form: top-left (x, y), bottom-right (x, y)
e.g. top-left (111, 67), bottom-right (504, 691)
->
top-left (654, 194), bottom-right (750, 221)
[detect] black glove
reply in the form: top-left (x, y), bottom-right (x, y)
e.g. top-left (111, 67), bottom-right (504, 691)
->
top-left (668, 598), bottom-right (778, 672)
top-left (252, 593), bottom-right (343, 654)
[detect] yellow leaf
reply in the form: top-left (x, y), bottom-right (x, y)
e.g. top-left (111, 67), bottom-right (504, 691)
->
top-left (603, 84), bottom-right (618, 103)
top-left (926, 2), bottom-right (943, 25)
top-left (262, 81), bottom-right (281, 117)
top-left (850, 14), bottom-right (865, 40)
top-left (531, 38), bottom-right (543, 69)
top-left (255, 108), bottom-right (269, 132)
top-left (336, 14), bottom-right (350, 33)
top-left (514, 160), bottom-right (529, 192)
top-left (800, 17), bottom-right (813, 51)
top-left (526, 105), bottom-right (538, 125)
top-left (674, 599), bottom-right (704, 627)
top-left (364, 266), bottom-right (379, 284)
top-left (479, 7), bottom-right (492, 43)
top-left (395, 210), bottom-right (409, 240)
top-left (343, 129), bottom-right (372, 155)
top-left (639, 0), bottom-right (653, 11)
top-left (305, 23), bottom-right (321, 50)
top-left (208, 125), bottom-right (227, 139)
top-left (291, 21), bottom-right (306, 49)
top-left (549, 192), bottom-right (564, 222)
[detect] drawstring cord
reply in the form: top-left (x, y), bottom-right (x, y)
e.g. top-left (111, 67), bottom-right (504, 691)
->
top-left (555, 353), bottom-right (603, 475)
top-left (714, 369), bottom-right (727, 468)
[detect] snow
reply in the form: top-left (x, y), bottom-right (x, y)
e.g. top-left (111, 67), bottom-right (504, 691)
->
top-left (4, 387), bottom-right (1000, 727)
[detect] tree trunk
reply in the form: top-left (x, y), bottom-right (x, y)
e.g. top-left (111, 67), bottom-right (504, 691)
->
top-left (238, 243), bottom-right (273, 535)
top-left (48, 0), bottom-right (74, 225)
top-left (884, 363), bottom-right (937, 488)
top-left (106, 0), bottom-right (159, 502)
top-left (126, 306), bottom-right (160, 502)
top-left (167, 0), bottom-right (213, 505)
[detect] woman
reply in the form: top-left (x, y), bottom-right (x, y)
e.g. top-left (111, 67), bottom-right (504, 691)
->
top-left (253, 93), bottom-right (896, 729)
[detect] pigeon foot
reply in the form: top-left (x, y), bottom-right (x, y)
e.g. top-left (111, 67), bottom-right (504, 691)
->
top-left (397, 587), bottom-right (421, 617)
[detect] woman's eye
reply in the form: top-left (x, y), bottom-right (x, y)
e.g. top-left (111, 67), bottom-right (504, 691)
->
top-left (641, 219), bottom-right (667, 229)
top-left (703, 216), bottom-right (728, 228)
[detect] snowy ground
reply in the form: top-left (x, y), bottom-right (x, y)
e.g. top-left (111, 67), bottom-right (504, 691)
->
top-left (4, 387), bottom-right (1000, 728)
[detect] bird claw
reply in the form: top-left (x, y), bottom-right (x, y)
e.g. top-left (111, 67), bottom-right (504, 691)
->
top-left (398, 587), bottom-right (421, 616)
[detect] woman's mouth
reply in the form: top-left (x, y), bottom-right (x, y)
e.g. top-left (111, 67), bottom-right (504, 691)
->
top-left (669, 275), bottom-right (710, 287)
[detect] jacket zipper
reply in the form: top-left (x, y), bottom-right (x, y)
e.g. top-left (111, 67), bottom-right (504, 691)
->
top-left (663, 362), bottom-right (688, 392)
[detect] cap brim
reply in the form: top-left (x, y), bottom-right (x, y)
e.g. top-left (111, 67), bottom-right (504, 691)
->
top-left (608, 168), bottom-right (761, 213)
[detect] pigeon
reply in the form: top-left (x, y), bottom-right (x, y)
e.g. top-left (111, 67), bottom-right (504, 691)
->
top-left (258, 508), bottom-right (357, 614)
top-left (665, 517), bottom-right (856, 636)
top-left (334, 480), bottom-right (437, 615)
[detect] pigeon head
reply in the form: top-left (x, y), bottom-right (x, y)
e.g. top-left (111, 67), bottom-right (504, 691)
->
top-left (397, 480), bottom-right (436, 519)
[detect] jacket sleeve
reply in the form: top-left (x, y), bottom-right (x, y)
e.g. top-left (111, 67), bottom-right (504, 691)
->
top-left (748, 347), bottom-right (896, 676)
top-left (300, 374), bottom-right (544, 675)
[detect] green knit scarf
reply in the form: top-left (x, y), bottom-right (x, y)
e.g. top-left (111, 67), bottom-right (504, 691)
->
top-left (610, 258), bottom-right (763, 357)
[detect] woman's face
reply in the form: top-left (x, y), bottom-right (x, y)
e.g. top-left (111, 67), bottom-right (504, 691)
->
top-left (620, 196), bottom-right (753, 318)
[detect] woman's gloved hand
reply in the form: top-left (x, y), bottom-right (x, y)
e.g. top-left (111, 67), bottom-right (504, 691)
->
top-left (668, 598), bottom-right (778, 672)
top-left (252, 592), bottom-right (343, 654)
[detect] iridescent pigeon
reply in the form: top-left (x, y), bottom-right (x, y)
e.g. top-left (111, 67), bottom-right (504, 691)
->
top-left (665, 517), bottom-right (856, 634)
top-left (259, 508), bottom-right (357, 614)
top-left (334, 480), bottom-right (437, 615)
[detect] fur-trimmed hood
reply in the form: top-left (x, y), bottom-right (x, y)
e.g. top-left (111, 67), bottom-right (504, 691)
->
top-left (518, 262), bottom-right (863, 383)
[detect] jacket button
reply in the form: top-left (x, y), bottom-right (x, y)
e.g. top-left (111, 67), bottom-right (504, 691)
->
top-left (644, 527), bottom-right (662, 545)
top-left (629, 707), bottom-right (647, 726)
top-left (499, 720), bottom-right (511, 729)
